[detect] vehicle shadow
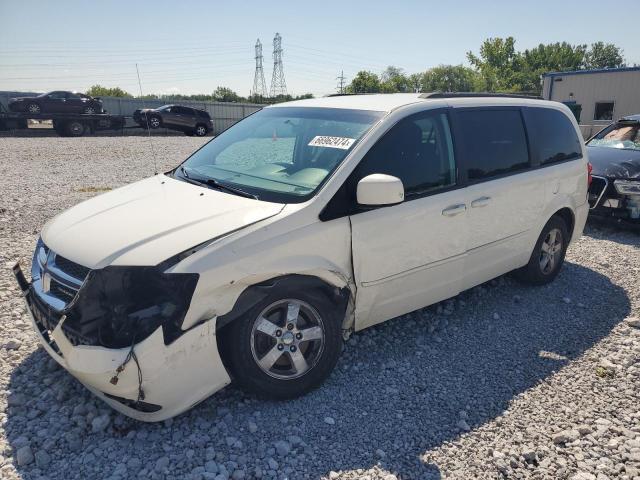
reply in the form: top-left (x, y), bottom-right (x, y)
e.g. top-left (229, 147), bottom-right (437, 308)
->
top-left (5, 261), bottom-right (630, 480)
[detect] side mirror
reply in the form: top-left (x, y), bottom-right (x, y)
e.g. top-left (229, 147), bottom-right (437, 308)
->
top-left (356, 174), bottom-right (405, 206)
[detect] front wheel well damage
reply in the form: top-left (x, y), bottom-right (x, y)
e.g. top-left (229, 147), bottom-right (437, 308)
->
top-left (214, 274), bottom-right (352, 370)
top-left (215, 274), bottom-right (351, 333)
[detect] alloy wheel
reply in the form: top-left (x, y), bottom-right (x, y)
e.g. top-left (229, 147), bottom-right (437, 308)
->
top-left (250, 299), bottom-right (325, 380)
top-left (539, 228), bottom-right (563, 274)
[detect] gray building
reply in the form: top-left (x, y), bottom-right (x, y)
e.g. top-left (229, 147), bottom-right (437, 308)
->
top-left (542, 66), bottom-right (640, 138)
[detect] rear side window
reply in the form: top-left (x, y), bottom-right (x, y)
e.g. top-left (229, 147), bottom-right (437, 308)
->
top-left (197, 110), bottom-right (210, 118)
top-left (457, 109), bottom-right (529, 181)
top-left (353, 111), bottom-right (456, 197)
top-left (526, 108), bottom-right (582, 165)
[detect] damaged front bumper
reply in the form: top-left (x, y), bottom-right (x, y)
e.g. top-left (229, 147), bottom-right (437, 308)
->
top-left (13, 263), bottom-right (231, 422)
top-left (588, 176), bottom-right (640, 226)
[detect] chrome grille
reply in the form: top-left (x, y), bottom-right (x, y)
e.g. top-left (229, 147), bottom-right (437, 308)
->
top-left (32, 240), bottom-right (90, 311)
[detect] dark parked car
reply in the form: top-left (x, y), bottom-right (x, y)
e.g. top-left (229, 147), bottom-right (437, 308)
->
top-left (586, 114), bottom-right (640, 225)
top-left (8, 91), bottom-right (104, 115)
top-left (133, 105), bottom-right (213, 136)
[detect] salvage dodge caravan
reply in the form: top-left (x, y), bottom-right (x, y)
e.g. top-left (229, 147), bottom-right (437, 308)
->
top-left (14, 93), bottom-right (589, 421)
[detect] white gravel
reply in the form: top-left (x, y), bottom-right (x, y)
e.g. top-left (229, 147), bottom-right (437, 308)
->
top-left (0, 137), bottom-right (639, 480)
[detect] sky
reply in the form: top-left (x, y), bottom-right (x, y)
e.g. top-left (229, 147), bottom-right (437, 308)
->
top-left (0, 0), bottom-right (638, 98)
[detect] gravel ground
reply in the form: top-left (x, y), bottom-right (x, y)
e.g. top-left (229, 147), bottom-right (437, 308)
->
top-left (0, 137), bottom-right (639, 480)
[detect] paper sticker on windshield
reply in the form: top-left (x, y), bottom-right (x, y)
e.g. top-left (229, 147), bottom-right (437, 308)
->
top-left (308, 136), bottom-right (355, 150)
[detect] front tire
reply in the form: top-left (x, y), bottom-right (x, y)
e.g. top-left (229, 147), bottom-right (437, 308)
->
top-left (148, 114), bottom-right (161, 129)
top-left (222, 287), bottom-right (343, 399)
top-left (26, 102), bottom-right (41, 114)
top-left (514, 215), bottom-right (569, 285)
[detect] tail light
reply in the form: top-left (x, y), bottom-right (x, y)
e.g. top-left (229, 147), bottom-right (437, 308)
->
top-left (587, 162), bottom-right (593, 187)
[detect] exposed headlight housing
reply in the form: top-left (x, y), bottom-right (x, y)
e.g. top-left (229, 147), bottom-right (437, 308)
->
top-left (63, 266), bottom-right (198, 348)
top-left (614, 180), bottom-right (640, 196)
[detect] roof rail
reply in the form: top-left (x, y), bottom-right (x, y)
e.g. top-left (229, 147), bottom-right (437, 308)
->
top-left (420, 92), bottom-right (543, 100)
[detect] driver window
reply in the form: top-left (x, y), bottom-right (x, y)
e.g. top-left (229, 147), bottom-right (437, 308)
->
top-left (48, 92), bottom-right (67, 99)
top-left (352, 111), bottom-right (456, 198)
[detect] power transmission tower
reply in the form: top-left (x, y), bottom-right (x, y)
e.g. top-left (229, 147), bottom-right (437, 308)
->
top-left (252, 39), bottom-right (267, 99)
top-left (336, 70), bottom-right (347, 94)
top-left (269, 33), bottom-right (287, 97)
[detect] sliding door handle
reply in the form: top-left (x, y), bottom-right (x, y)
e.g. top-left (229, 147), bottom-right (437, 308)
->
top-left (442, 203), bottom-right (466, 217)
top-left (471, 196), bottom-right (491, 208)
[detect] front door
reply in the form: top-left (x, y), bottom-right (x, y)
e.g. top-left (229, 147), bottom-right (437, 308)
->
top-left (349, 109), bottom-right (468, 329)
top-left (43, 91), bottom-right (68, 113)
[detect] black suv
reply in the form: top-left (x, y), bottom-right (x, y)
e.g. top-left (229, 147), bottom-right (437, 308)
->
top-left (133, 105), bottom-right (213, 136)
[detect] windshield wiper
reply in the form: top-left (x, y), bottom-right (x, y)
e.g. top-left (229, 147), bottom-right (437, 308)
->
top-left (179, 166), bottom-right (258, 199)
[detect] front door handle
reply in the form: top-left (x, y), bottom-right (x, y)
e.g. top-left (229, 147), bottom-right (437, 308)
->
top-left (442, 203), bottom-right (466, 217)
top-left (471, 196), bottom-right (491, 208)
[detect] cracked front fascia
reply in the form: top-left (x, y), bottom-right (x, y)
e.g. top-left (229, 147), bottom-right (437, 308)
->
top-left (34, 309), bottom-right (230, 421)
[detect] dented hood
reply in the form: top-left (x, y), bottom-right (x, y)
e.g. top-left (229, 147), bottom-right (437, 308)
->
top-left (587, 146), bottom-right (640, 179)
top-left (41, 175), bottom-right (284, 268)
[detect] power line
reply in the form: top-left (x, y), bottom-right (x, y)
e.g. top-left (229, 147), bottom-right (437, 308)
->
top-left (336, 70), bottom-right (347, 93)
top-left (269, 33), bottom-right (287, 97)
top-left (252, 39), bottom-right (267, 98)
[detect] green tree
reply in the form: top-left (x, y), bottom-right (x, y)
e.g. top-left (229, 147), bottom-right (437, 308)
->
top-left (518, 42), bottom-right (587, 92)
top-left (212, 86), bottom-right (241, 102)
top-left (347, 71), bottom-right (382, 93)
top-left (407, 73), bottom-right (423, 92)
top-left (86, 84), bottom-right (132, 98)
top-left (584, 42), bottom-right (625, 69)
top-left (380, 65), bottom-right (409, 92)
top-left (467, 37), bottom-right (520, 91)
top-left (422, 65), bottom-right (480, 92)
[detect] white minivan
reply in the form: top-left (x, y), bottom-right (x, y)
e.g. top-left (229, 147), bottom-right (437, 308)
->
top-left (14, 93), bottom-right (590, 421)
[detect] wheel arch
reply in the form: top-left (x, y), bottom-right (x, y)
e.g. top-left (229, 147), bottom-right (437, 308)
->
top-left (214, 274), bottom-right (352, 334)
top-left (553, 207), bottom-right (575, 239)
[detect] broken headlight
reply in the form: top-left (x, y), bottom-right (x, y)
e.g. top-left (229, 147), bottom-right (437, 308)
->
top-left (614, 180), bottom-right (640, 196)
top-left (62, 266), bottom-right (199, 348)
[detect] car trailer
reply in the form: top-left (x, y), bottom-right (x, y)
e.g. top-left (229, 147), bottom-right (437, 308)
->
top-left (0, 109), bottom-right (126, 137)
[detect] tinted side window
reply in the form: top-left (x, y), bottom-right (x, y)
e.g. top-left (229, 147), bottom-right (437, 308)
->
top-left (526, 108), bottom-right (582, 165)
top-left (353, 111), bottom-right (456, 197)
top-left (173, 106), bottom-right (190, 114)
top-left (457, 109), bottom-right (529, 180)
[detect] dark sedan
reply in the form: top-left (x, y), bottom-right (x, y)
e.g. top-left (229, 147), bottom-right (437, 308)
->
top-left (133, 104), bottom-right (213, 136)
top-left (586, 115), bottom-right (640, 225)
top-left (8, 91), bottom-right (103, 115)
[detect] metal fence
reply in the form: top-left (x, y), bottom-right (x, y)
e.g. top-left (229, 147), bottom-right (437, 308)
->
top-left (0, 91), bottom-right (263, 134)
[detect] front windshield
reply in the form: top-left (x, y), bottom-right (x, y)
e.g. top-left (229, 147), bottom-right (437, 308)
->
top-left (588, 122), bottom-right (640, 151)
top-left (176, 106), bottom-right (383, 203)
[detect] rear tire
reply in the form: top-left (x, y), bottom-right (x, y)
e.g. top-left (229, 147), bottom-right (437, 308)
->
top-left (222, 286), bottom-right (343, 399)
top-left (194, 124), bottom-right (208, 137)
top-left (513, 215), bottom-right (569, 285)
